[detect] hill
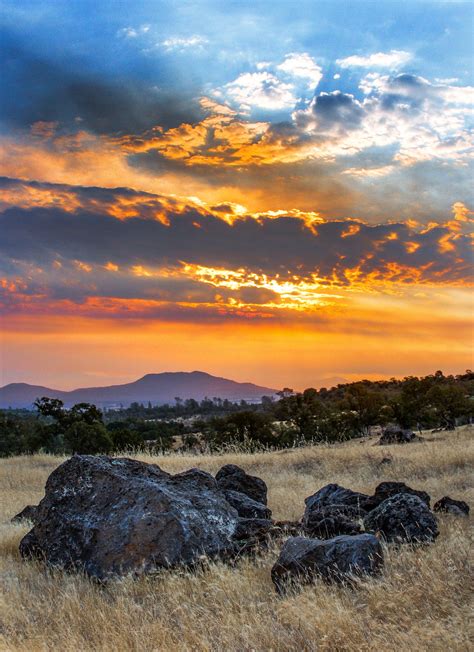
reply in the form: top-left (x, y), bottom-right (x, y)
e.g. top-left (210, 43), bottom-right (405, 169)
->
top-left (0, 371), bottom-right (277, 409)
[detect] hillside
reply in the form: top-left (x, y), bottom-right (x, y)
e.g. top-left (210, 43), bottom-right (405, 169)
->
top-left (0, 371), bottom-right (277, 408)
top-left (1, 426), bottom-right (472, 651)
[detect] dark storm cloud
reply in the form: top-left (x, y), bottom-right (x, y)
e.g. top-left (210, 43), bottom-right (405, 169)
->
top-left (310, 91), bottom-right (365, 128)
top-left (0, 180), bottom-right (471, 288)
top-left (0, 30), bottom-right (203, 134)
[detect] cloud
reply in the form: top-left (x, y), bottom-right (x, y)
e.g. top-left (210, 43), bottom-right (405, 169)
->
top-left (0, 180), bottom-right (471, 332)
top-left (0, 179), bottom-right (471, 293)
top-left (223, 72), bottom-right (296, 110)
top-left (0, 30), bottom-right (202, 134)
top-left (117, 25), bottom-right (150, 39)
top-left (337, 50), bottom-right (412, 69)
top-left (160, 35), bottom-right (209, 51)
top-left (277, 53), bottom-right (323, 89)
top-left (294, 91), bottom-right (365, 131)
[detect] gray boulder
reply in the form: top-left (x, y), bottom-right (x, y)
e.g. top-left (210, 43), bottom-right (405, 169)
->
top-left (303, 506), bottom-right (362, 538)
top-left (304, 483), bottom-right (370, 517)
top-left (215, 464), bottom-right (267, 505)
top-left (11, 504), bottom-right (38, 524)
top-left (433, 496), bottom-right (469, 517)
top-left (271, 533), bottom-right (384, 594)
top-left (379, 426), bottom-right (422, 445)
top-left (363, 493), bottom-right (439, 543)
top-left (223, 490), bottom-right (272, 519)
top-left (364, 482), bottom-right (431, 511)
top-left (19, 455), bottom-right (263, 580)
top-left (232, 518), bottom-right (273, 555)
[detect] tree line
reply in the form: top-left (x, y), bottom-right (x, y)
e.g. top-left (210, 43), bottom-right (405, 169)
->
top-left (1, 370), bottom-right (472, 457)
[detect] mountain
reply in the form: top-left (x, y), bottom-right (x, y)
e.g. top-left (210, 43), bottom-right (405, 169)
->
top-left (0, 372), bottom-right (278, 409)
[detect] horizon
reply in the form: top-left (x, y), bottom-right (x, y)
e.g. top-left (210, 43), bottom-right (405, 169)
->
top-left (1, 367), bottom-right (471, 395)
top-left (1, 0), bottom-right (473, 388)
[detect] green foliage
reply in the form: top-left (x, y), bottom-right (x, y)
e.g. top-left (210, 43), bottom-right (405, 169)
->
top-left (198, 411), bottom-right (274, 450)
top-left (64, 422), bottom-right (113, 454)
top-left (0, 370), bottom-right (472, 456)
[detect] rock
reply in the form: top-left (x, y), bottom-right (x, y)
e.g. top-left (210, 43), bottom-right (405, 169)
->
top-left (11, 505), bottom-right (38, 524)
top-left (271, 521), bottom-right (304, 537)
top-left (223, 490), bottom-right (272, 520)
top-left (215, 464), bottom-right (267, 505)
top-left (304, 483), bottom-right (370, 517)
top-left (433, 496), bottom-right (470, 517)
top-left (271, 533), bottom-right (384, 594)
top-left (303, 506), bottom-right (362, 538)
top-left (19, 455), bottom-right (254, 581)
top-left (379, 425), bottom-right (423, 445)
top-left (364, 482), bottom-right (431, 511)
top-left (363, 494), bottom-right (439, 543)
top-left (232, 518), bottom-right (273, 554)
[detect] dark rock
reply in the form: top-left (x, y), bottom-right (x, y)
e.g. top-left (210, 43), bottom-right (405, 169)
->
top-left (272, 520), bottom-right (304, 536)
top-left (364, 482), bottom-right (431, 511)
top-left (223, 490), bottom-right (272, 519)
top-left (379, 425), bottom-right (423, 445)
top-left (215, 464), bottom-right (267, 505)
top-left (232, 517), bottom-right (273, 542)
top-left (271, 533), bottom-right (384, 594)
top-left (19, 455), bottom-right (252, 581)
top-left (231, 518), bottom-right (273, 555)
top-left (433, 496), bottom-right (470, 517)
top-left (304, 483), bottom-right (370, 517)
top-left (363, 494), bottom-right (439, 543)
top-left (11, 505), bottom-right (38, 524)
top-left (303, 506), bottom-right (362, 538)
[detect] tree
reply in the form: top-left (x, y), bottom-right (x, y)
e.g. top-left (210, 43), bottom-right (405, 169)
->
top-left (340, 384), bottom-right (385, 436)
top-left (427, 384), bottom-right (471, 429)
top-left (68, 403), bottom-right (103, 426)
top-left (109, 428), bottom-right (144, 451)
top-left (204, 411), bottom-right (274, 448)
top-left (64, 422), bottom-right (112, 454)
top-left (34, 397), bottom-right (66, 422)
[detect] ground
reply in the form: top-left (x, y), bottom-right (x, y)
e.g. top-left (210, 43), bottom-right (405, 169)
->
top-left (0, 427), bottom-right (472, 651)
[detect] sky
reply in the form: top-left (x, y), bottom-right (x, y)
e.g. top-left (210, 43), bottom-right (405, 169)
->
top-left (0, 0), bottom-right (473, 391)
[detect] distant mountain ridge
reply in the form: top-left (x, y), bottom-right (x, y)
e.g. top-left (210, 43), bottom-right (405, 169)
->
top-left (0, 371), bottom-right (278, 409)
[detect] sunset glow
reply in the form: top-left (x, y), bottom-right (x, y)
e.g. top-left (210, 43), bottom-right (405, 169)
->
top-left (1, 1), bottom-right (473, 390)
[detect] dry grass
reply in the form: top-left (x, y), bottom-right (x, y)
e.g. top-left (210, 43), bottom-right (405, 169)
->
top-left (0, 427), bottom-right (473, 651)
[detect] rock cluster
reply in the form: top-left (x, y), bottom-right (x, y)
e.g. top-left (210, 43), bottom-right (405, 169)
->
top-left (378, 425), bottom-right (423, 445)
top-left (19, 456), bottom-right (271, 581)
top-left (16, 456), bottom-right (468, 592)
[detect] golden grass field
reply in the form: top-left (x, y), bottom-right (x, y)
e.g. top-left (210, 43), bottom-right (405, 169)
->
top-left (0, 427), bottom-right (472, 651)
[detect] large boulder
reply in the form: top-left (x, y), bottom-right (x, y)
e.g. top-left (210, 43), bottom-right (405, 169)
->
top-left (11, 505), bottom-right (38, 524)
top-left (363, 494), bottom-right (439, 543)
top-left (364, 482), bottom-right (431, 511)
top-left (19, 455), bottom-right (263, 580)
top-left (271, 533), bottom-right (384, 594)
top-left (304, 484), bottom-right (370, 518)
top-left (232, 518), bottom-right (273, 555)
top-left (379, 426), bottom-right (422, 445)
top-left (215, 464), bottom-right (267, 505)
top-left (223, 490), bottom-right (271, 520)
top-left (303, 506), bottom-right (362, 538)
top-left (433, 496), bottom-right (470, 517)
